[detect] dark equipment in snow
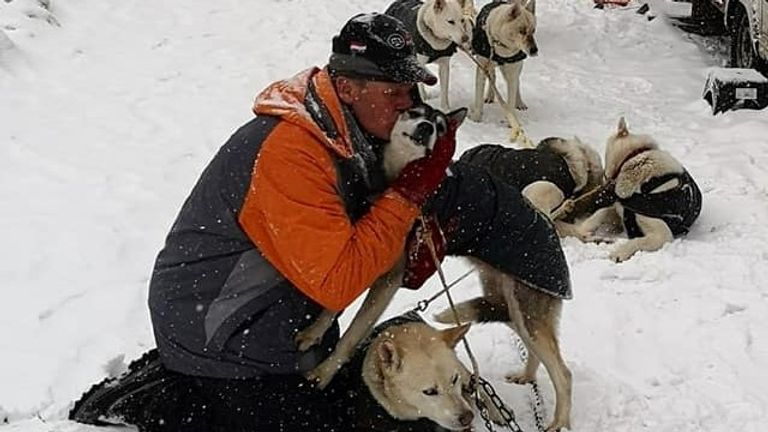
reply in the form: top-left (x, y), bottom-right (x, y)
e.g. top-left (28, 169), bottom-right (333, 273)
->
top-left (703, 67), bottom-right (768, 114)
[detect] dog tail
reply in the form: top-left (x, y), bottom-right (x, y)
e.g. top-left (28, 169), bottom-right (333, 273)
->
top-left (433, 297), bottom-right (509, 324)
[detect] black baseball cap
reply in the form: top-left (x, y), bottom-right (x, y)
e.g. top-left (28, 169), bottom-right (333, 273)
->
top-left (329, 13), bottom-right (437, 85)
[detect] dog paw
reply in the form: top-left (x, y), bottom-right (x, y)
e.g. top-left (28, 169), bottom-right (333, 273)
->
top-left (294, 329), bottom-right (321, 352)
top-left (515, 101), bottom-right (528, 110)
top-left (468, 108), bottom-right (483, 123)
top-left (545, 415), bottom-right (572, 432)
top-left (504, 371), bottom-right (536, 385)
top-left (609, 246), bottom-right (636, 262)
top-left (304, 360), bottom-right (341, 390)
top-left (484, 94), bottom-right (495, 103)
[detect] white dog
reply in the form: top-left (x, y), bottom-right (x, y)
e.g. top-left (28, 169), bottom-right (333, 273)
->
top-left (386, 0), bottom-right (476, 109)
top-left (576, 118), bottom-right (703, 262)
top-left (469, 0), bottom-right (537, 123)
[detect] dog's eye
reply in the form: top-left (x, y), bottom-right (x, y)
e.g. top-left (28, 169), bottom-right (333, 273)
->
top-left (451, 374), bottom-right (460, 385)
top-left (447, 19), bottom-right (456, 25)
top-left (423, 387), bottom-right (439, 396)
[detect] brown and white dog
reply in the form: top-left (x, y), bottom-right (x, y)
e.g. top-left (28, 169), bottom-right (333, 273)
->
top-left (332, 314), bottom-right (476, 431)
top-left (386, 0), bottom-right (476, 110)
top-left (296, 104), bottom-right (573, 432)
top-left (469, 0), bottom-right (538, 123)
top-left (575, 118), bottom-right (703, 262)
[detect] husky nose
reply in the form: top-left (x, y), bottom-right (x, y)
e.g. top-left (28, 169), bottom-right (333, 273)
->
top-left (413, 122), bottom-right (435, 147)
top-left (459, 410), bottom-right (474, 427)
top-left (529, 41), bottom-right (539, 56)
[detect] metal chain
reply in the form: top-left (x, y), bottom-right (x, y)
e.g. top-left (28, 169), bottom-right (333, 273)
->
top-left (474, 376), bottom-right (525, 432)
top-left (414, 215), bottom-right (535, 432)
top-left (514, 338), bottom-right (547, 432)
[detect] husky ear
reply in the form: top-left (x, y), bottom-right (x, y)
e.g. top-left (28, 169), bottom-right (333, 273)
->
top-left (377, 339), bottom-right (402, 372)
top-left (508, 3), bottom-right (522, 20)
top-left (446, 107), bottom-right (468, 128)
top-left (442, 323), bottom-right (471, 348)
top-left (617, 117), bottom-right (629, 137)
top-left (525, 0), bottom-right (536, 14)
top-left (434, 0), bottom-right (446, 12)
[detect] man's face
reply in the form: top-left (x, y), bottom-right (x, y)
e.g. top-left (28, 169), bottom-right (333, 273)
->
top-left (337, 78), bottom-right (415, 140)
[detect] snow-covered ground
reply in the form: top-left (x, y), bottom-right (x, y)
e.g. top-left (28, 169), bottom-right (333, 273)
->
top-left (1, 0), bottom-right (767, 430)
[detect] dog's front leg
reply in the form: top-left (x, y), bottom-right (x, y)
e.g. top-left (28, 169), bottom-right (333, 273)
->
top-left (500, 62), bottom-right (526, 111)
top-left (469, 58), bottom-right (490, 122)
top-left (295, 310), bottom-right (340, 352)
top-left (436, 56), bottom-right (451, 110)
top-left (306, 267), bottom-right (403, 389)
top-left (609, 214), bottom-right (673, 262)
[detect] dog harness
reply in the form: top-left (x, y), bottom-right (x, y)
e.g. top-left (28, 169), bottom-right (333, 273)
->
top-left (459, 143), bottom-right (578, 197)
top-left (386, 0), bottom-right (459, 63)
top-left (472, 1), bottom-right (528, 65)
top-left (620, 170), bottom-right (702, 238)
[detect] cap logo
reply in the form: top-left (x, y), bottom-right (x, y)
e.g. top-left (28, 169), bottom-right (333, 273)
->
top-left (349, 41), bottom-right (367, 54)
top-left (387, 33), bottom-right (406, 49)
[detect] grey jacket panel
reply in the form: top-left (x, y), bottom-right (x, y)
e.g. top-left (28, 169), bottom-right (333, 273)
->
top-left (149, 116), bottom-right (340, 378)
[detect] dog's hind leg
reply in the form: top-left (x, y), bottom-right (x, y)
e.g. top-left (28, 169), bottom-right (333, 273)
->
top-left (305, 264), bottom-right (403, 389)
top-left (575, 205), bottom-right (621, 242)
top-left (507, 281), bottom-right (572, 432)
top-left (609, 214), bottom-right (673, 262)
top-left (433, 297), bottom-right (509, 324)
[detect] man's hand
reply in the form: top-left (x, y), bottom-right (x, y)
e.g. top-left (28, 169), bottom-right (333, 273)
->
top-left (402, 215), bottom-right (446, 289)
top-left (391, 120), bottom-right (458, 207)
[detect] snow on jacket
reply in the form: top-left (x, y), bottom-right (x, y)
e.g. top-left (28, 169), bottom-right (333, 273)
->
top-left (148, 67), bottom-right (420, 378)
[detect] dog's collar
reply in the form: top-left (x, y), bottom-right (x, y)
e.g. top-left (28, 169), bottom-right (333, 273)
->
top-left (609, 146), bottom-right (654, 180)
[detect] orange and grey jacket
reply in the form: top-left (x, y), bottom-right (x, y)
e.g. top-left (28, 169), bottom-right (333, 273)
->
top-left (148, 67), bottom-right (420, 378)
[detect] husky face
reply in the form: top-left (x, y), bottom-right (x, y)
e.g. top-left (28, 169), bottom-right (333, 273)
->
top-left (366, 322), bottom-right (475, 430)
top-left (487, 1), bottom-right (538, 57)
top-left (384, 104), bottom-right (468, 181)
top-left (422, 0), bottom-right (475, 48)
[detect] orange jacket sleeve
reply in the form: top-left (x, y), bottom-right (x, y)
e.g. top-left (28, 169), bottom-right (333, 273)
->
top-left (238, 122), bottom-right (420, 312)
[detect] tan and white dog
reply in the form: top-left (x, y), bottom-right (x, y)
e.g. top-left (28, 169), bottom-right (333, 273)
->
top-left (575, 118), bottom-right (703, 262)
top-left (296, 105), bottom-right (572, 432)
top-left (458, 137), bottom-right (604, 237)
top-left (386, 0), bottom-right (476, 110)
top-left (338, 315), bottom-right (476, 430)
top-left (469, 0), bottom-right (538, 123)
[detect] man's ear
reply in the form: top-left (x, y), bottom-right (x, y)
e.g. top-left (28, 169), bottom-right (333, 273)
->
top-left (335, 77), bottom-right (358, 105)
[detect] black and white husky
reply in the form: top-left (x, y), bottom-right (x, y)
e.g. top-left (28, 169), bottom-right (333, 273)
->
top-left (386, 0), bottom-right (476, 110)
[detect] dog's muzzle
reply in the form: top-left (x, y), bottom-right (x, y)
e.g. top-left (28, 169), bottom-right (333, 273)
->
top-left (412, 122), bottom-right (435, 147)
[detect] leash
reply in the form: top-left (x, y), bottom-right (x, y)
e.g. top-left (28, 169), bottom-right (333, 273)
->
top-left (414, 215), bottom-right (544, 432)
top-left (458, 46), bottom-right (534, 149)
top-left (550, 183), bottom-right (605, 220)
